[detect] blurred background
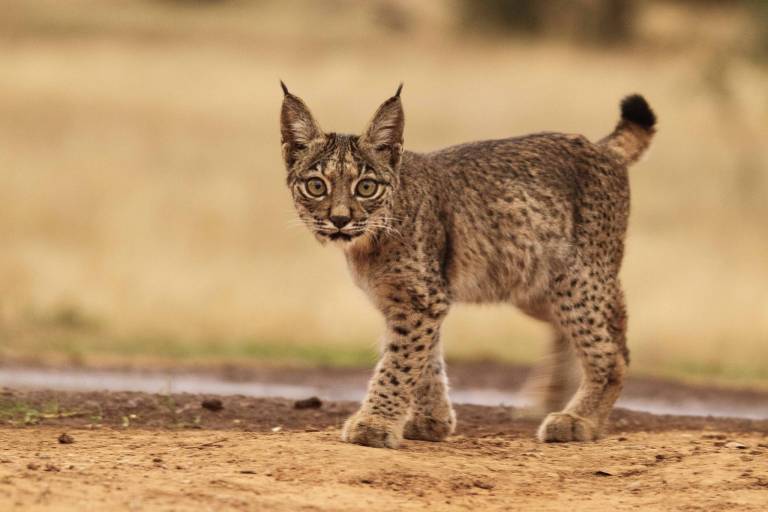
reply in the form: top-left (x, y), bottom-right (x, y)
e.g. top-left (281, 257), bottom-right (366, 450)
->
top-left (0, 0), bottom-right (766, 386)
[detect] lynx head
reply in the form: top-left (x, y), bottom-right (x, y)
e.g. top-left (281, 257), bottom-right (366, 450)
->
top-left (280, 82), bottom-right (404, 247)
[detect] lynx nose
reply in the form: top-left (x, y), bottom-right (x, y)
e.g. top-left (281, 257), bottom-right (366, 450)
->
top-left (330, 215), bottom-right (351, 229)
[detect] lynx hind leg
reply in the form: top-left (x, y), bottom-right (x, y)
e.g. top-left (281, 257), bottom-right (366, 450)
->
top-left (524, 331), bottom-right (580, 416)
top-left (537, 272), bottom-right (627, 443)
top-left (403, 347), bottom-right (456, 442)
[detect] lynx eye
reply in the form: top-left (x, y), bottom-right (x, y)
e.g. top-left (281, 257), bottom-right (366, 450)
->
top-left (355, 179), bottom-right (378, 199)
top-left (305, 178), bottom-right (327, 197)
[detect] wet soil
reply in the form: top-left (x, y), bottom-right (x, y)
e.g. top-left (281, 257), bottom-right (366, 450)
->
top-left (1, 388), bottom-right (767, 435)
top-left (3, 360), bottom-right (767, 419)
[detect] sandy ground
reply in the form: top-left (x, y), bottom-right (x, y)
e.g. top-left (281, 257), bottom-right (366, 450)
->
top-left (1, 389), bottom-right (767, 511)
top-left (1, 428), bottom-right (767, 512)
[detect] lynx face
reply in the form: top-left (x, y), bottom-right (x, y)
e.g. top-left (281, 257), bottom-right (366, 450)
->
top-left (287, 134), bottom-right (397, 244)
top-left (280, 83), bottom-right (404, 246)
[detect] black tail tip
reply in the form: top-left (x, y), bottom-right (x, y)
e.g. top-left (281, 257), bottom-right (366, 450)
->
top-left (620, 94), bottom-right (656, 129)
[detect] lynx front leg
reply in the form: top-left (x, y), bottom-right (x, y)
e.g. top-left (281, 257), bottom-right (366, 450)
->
top-left (342, 289), bottom-right (449, 449)
top-left (403, 341), bottom-right (456, 442)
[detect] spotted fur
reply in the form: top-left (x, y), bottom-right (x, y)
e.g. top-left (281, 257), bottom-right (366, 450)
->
top-left (280, 84), bottom-right (656, 447)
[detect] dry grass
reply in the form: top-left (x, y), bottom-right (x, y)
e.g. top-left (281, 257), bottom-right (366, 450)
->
top-left (0, 1), bottom-right (766, 383)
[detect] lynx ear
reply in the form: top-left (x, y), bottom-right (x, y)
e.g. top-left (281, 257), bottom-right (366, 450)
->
top-left (359, 85), bottom-right (404, 167)
top-left (280, 82), bottom-right (322, 167)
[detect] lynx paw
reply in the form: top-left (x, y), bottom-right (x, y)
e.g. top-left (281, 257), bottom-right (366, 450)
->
top-left (403, 410), bottom-right (456, 442)
top-left (537, 412), bottom-right (598, 442)
top-left (341, 412), bottom-right (402, 449)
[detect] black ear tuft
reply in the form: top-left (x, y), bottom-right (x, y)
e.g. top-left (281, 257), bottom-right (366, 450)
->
top-left (280, 80), bottom-right (289, 96)
top-left (394, 83), bottom-right (403, 98)
top-left (621, 94), bottom-right (656, 130)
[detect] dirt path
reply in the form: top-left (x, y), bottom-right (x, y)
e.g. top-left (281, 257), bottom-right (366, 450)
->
top-left (1, 390), bottom-right (767, 511)
top-left (1, 427), bottom-right (767, 511)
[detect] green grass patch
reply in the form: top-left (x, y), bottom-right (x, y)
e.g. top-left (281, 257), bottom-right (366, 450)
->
top-left (0, 397), bottom-right (68, 425)
top-left (112, 337), bottom-right (378, 367)
top-left (5, 332), bottom-right (379, 368)
top-left (632, 359), bottom-right (768, 390)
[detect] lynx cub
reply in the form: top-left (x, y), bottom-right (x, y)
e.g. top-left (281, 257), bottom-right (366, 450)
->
top-left (280, 82), bottom-right (655, 448)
